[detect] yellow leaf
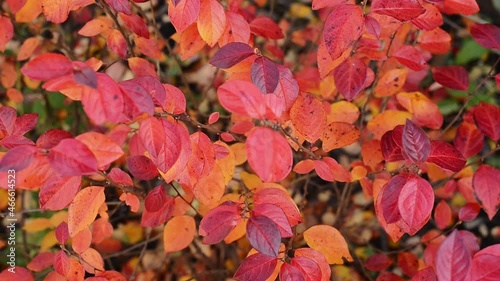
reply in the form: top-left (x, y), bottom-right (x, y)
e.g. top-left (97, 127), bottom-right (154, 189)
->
top-left (197, 0), bottom-right (227, 46)
top-left (303, 225), bottom-right (353, 264)
top-left (23, 218), bottom-right (52, 233)
top-left (49, 211), bottom-right (68, 228)
top-left (40, 230), bottom-right (57, 252)
top-left (230, 143), bottom-right (247, 165)
top-left (163, 215), bottom-right (195, 253)
top-left (80, 247), bottom-right (104, 273)
top-left (241, 172), bottom-right (262, 189)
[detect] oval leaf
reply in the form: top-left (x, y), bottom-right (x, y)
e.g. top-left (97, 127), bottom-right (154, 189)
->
top-left (251, 56), bottom-right (280, 94)
top-left (303, 225), bottom-right (353, 264)
top-left (246, 215), bottom-right (281, 257)
top-left (67, 186), bottom-right (105, 237)
top-left (432, 66), bottom-right (469, 90)
top-left (402, 119), bottom-right (431, 165)
top-left (333, 57), bottom-right (367, 101)
top-left (323, 4), bottom-right (364, 60)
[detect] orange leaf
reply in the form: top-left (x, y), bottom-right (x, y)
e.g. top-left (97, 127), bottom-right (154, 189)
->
top-left (17, 37), bottom-right (41, 61)
top-left (193, 164), bottom-right (226, 207)
top-left (75, 132), bottom-right (124, 169)
top-left (15, 0), bottom-right (43, 23)
top-left (322, 122), bottom-right (360, 152)
top-left (119, 192), bottom-right (140, 212)
top-left (128, 57), bottom-right (158, 78)
top-left (80, 248), bottom-right (104, 273)
top-left (42, 0), bottom-right (71, 24)
top-left (168, 0), bottom-right (200, 33)
top-left (290, 92), bottom-right (326, 143)
top-left (1, 60), bottom-right (17, 89)
top-left (293, 159), bottom-right (315, 174)
top-left (78, 17), bottom-right (113, 37)
top-left (367, 110), bottom-right (412, 139)
top-left (361, 140), bottom-right (384, 168)
top-left (303, 225), bottom-right (353, 264)
top-left (374, 68), bottom-right (408, 97)
top-left (163, 215), bottom-right (196, 253)
top-left (72, 227), bottom-right (92, 254)
top-left (134, 36), bottom-right (162, 59)
top-left (177, 23), bottom-right (206, 60)
top-left (197, 0), bottom-right (227, 46)
top-left (68, 186), bottom-right (105, 237)
top-left (219, 11), bottom-right (251, 46)
top-left (397, 91), bottom-right (443, 129)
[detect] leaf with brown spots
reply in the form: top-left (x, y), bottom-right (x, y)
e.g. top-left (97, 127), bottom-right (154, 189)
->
top-left (322, 122), bottom-right (360, 152)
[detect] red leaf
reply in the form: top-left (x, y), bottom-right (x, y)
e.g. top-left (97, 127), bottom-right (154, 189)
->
top-left (186, 131), bottom-right (216, 181)
top-left (138, 117), bottom-right (185, 173)
top-left (458, 203), bottom-right (481, 222)
top-left (314, 157), bottom-right (351, 183)
top-left (217, 80), bottom-right (267, 119)
top-left (418, 27), bottom-right (451, 54)
top-left (411, 3), bottom-right (443, 31)
top-left (294, 248), bottom-right (331, 281)
top-left (140, 194), bottom-right (174, 227)
top-left (119, 13), bottom-right (149, 38)
top-left (468, 244), bottom-right (500, 281)
top-left (199, 201), bottom-right (241, 244)
top-left (364, 253), bottom-right (392, 271)
top-left (473, 164), bottom-right (500, 220)
top-left (27, 252), bottom-right (55, 272)
top-left (427, 140), bottom-right (466, 172)
top-left (393, 45), bottom-right (427, 71)
top-left (21, 53), bottom-right (73, 81)
top-left (55, 222), bottom-right (69, 244)
top-left (453, 121), bottom-right (484, 158)
top-left (280, 263), bottom-right (306, 281)
top-left (233, 253), bottom-right (278, 281)
top-left (168, 0), bottom-right (200, 33)
top-left (333, 57), bottom-right (367, 101)
top-left (118, 80), bottom-right (155, 120)
top-left (436, 230), bottom-right (472, 281)
top-left (208, 112), bottom-right (219, 124)
top-left (81, 73), bottom-right (125, 124)
top-left (411, 267), bottom-right (437, 281)
top-left (312, 0), bottom-right (354, 10)
top-left (252, 204), bottom-right (293, 238)
top-left (0, 135), bottom-right (35, 149)
top-left (381, 173), bottom-right (410, 223)
top-left (104, 0), bottom-right (130, 15)
top-left (0, 16), bottom-right (13, 52)
top-left (40, 175), bottom-right (81, 210)
top-left (381, 125), bottom-right (405, 162)
top-left (0, 145), bottom-right (36, 171)
top-left (246, 215), bottom-right (281, 257)
top-left (130, 75), bottom-right (166, 108)
top-left (371, 0), bottom-right (425, 21)
top-left (472, 102), bottom-right (500, 141)
top-left (323, 4), bottom-right (364, 60)
top-left (254, 188), bottom-right (302, 226)
top-left (251, 56), bottom-right (280, 94)
top-left (398, 252), bottom-right (419, 277)
top-left (402, 119), bottom-right (431, 165)
top-left (209, 42), bottom-right (254, 68)
top-left (432, 66), bottom-right (469, 90)
top-left (291, 256), bottom-right (322, 281)
top-left (144, 185), bottom-right (167, 212)
top-left (48, 138), bottom-right (98, 176)
top-left (36, 129), bottom-right (73, 149)
top-left (246, 127), bottom-right (293, 182)
top-left (249, 16), bottom-right (284, 39)
top-left (434, 200), bottom-right (452, 230)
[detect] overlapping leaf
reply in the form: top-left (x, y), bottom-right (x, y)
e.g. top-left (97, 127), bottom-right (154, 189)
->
top-left (323, 4), bottom-right (364, 60)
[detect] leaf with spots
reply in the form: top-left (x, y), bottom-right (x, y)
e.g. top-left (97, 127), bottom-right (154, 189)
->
top-left (303, 225), bottom-right (353, 264)
top-left (290, 92), bottom-right (326, 143)
top-left (333, 57), bottom-right (367, 101)
top-left (67, 186), bottom-right (105, 237)
top-left (322, 122), bottom-right (360, 152)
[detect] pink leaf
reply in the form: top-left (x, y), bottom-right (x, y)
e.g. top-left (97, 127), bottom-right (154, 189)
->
top-left (251, 56), bottom-right (280, 94)
top-left (39, 175), bottom-right (81, 210)
top-left (217, 80), bottom-right (267, 119)
top-left (118, 80), bottom-right (155, 120)
top-left (246, 127), bottom-right (293, 182)
top-left (458, 203), bottom-right (481, 222)
top-left (0, 145), bottom-right (36, 171)
top-left (470, 23), bottom-right (500, 50)
top-left (381, 173), bottom-right (410, 223)
top-left (333, 57), bottom-right (367, 101)
top-left (371, 0), bottom-right (425, 21)
top-left (246, 215), bottom-right (281, 257)
top-left (472, 164), bottom-right (500, 220)
top-left (432, 66), bottom-right (469, 90)
top-left (20, 53), bottom-right (73, 81)
top-left (280, 263), bottom-right (306, 281)
top-left (168, 0), bottom-right (200, 33)
top-left (291, 256), bottom-right (322, 281)
top-left (436, 230), bottom-right (472, 281)
top-left (402, 119), bottom-right (431, 165)
top-left (209, 42), bottom-right (254, 68)
top-left (72, 66), bottom-right (97, 89)
top-left (364, 15), bottom-right (381, 38)
top-left (468, 244), bottom-right (500, 281)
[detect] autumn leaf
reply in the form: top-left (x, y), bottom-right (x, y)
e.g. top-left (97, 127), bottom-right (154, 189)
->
top-left (67, 186), bottom-right (105, 237)
top-left (163, 215), bottom-right (196, 253)
top-left (303, 225), bottom-right (353, 264)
